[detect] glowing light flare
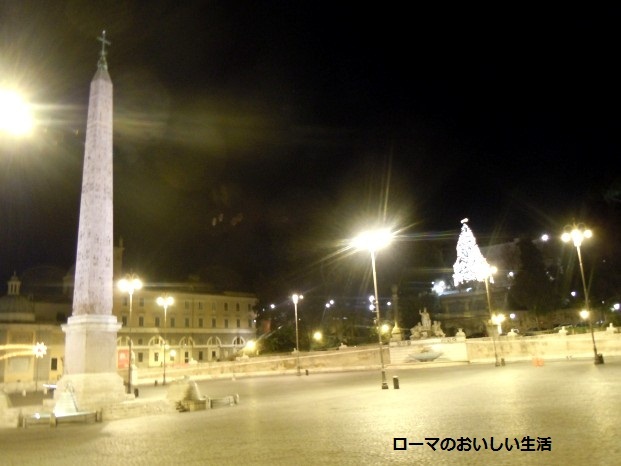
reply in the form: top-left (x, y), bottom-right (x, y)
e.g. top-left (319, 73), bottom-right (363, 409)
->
top-left (432, 280), bottom-right (446, 295)
top-left (118, 276), bottom-right (143, 294)
top-left (351, 229), bottom-right (393, 253)
top-left (33, 342), bottom-right (47, 358)
top-left (156, 295), bottom-right (174, 307)
top-left (0, 89), bottom-right (34, 136)
top-left (562, 225), bottom-right (592, 247)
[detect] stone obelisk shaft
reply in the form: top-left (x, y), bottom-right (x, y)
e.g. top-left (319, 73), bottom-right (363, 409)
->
top-left (72, 66), bottom-right (114, 317)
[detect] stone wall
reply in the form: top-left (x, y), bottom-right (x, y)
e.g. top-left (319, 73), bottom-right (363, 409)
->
top-left (389, 331), bottom-right (621, 365)
top-left (132, 346), bottom-right (390, 384)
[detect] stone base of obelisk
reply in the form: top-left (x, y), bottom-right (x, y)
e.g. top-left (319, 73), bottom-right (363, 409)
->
top-left (54, 315), bottom-right (131, 411)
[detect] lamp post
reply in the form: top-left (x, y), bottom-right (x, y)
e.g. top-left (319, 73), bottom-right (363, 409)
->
top-left (33, 342), bottom-right (47, 392)
top-left (483, 264), bottom-right (503, 366)
top-left (156, 294), bottom-right (174, 385)
top-left (118, 274), bottom-right (142, 394)
top-left (352, 228), bottom-right (393, 389)
top-left (562, 224), bottom-right (603, 364)
top-left (292, 294), bottom-right (303, 376)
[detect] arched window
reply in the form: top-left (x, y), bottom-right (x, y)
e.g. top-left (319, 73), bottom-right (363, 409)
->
top-left (232, 336), bottom-right (245, 346)
top-left (206, 336), bottom-right (222, 347)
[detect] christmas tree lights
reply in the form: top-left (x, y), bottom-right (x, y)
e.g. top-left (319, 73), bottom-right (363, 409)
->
top-left (453, 218), bottom-right (491, 286)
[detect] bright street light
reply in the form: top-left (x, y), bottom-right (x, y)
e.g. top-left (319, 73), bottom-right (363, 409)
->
top-left (492, 313), bottom-right (505, 335)
top-left (351, 228), bottom-right (394, 389)
top-left (118, 274), bottom-right (143, 394)
top-left (156, 294), bottom-right (174, 385)
top-left (562, 223), bottom-right (603, 365)
top-left (0, 89), bottom-right (34, 136)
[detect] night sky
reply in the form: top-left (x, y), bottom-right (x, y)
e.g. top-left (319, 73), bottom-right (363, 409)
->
top-left (1, 1), bottom-right (621, 296)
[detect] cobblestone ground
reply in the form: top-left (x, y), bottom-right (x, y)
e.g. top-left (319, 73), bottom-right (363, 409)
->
top-left (1, 358), bottom-right (620, 465)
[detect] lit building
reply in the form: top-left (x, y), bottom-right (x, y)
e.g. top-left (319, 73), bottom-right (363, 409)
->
top-left (0, 243), bottom-right (257, 388)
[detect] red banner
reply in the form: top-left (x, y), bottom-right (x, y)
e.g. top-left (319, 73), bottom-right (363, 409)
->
top-left (118, 349), bottom-right (129, 369)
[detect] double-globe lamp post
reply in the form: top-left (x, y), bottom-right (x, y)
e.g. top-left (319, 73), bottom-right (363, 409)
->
top-left (351, 228), bottom-right (393, 390)
top-left (156, 295), bottom-right (174, 385)
top-left (562, 223), bottom-right (603, 365)
top-left (118, 274), bottom-right (143, 394)
top-left (292, 293), bottom-right (303, 376)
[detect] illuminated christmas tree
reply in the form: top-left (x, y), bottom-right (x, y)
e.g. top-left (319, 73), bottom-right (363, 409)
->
top-left (453, 218), bottom-right (490, 286)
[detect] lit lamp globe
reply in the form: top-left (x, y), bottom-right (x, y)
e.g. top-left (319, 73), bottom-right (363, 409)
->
top-left (0, 89), bottom-right (34, 136)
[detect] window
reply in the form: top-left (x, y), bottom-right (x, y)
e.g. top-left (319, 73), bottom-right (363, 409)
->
top-left (184, 351), bottom-right (189, 363)
top-left (224, 319), bottom-right (229, 329)
top-left (198, 351), bottom-right (203, 361)
top-left (154, 352), bottom-right (159, 362)
top-left (185, 300), bottom-right (190, 310)
top-left (123, 297), bottom-right (128, 306)
top-left (155, 317), bottom-right (160, 327)
top-left (198, 301), bottom-right (203, 310)
top-left (170, 318), bottom-right (176, 328)
top-left (236, 303), bottom-right (240, 311)
top-left (138, 316), bottom-right (144, 327)
top-left (51, 358), bottom-right (58, 371)
top-left (139, 297), bottom-right (144, 307)
top-left (224, 302), bottom-right (229, 311)
top-left (236, 319), bottom-right (240, 328)
top-left (248, 303), bottom-right (252, 311)
top-left (138, 353), bottom-right (143, 363)
top-left (198, 318), bottom-right (203, 328)
top-left (122, 316), bottom-right (127, 326)
top-left (211, 318), bottom-right (216, 328)
top-left (185, 317), bottom-right (190, 328)
top-left (211, 302), bottom-right (216, 311)
top-left (138, 339), bottom-right (143, 345)
top-left (248, 319), bottom-right (252, 328)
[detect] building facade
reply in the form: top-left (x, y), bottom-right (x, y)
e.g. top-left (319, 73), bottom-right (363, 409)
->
top-left (0, 272), bottom-right (257, 389)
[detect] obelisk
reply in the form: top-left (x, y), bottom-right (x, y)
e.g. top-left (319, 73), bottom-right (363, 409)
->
top-left (56, 31), bottom-right (128, 409)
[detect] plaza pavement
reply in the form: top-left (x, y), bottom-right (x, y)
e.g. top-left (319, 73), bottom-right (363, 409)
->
top-left (1, 357), bottom-right (620, 466)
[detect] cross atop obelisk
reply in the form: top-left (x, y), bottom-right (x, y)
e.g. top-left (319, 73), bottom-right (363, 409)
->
top-left (97, 30), bottom-right (111, 70)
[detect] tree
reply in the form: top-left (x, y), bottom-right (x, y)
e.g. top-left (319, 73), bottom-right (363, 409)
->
top-left (453, 219), bottom-right (489, 287)
top-left (509, 236), bottom-right (560, 327)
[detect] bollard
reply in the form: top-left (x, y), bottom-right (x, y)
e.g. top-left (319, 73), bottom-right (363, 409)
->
top-left (393, 376), bottom-right (400, 389)
top-left (305, 369), bottom-right (309, 376)
top-left (154, 380), bottom-right (158, 386)
top-left (501, 358), bottom-right (506, 366)
top-left (134, 388), bottom-right (139, 398)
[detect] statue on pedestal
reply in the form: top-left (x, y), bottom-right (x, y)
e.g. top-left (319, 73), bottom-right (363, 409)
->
top-left (419, 308), bottom-right (431, 331)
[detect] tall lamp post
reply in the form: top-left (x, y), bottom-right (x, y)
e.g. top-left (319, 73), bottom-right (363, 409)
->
top-left (483, 264), bottom-right (503, 366)
top-left (352, 228), bottom-right (393, 390)
top-left (562, 224), bottom-right (603, 365)
top-left (292, 294), bottom-right (303, 376)
top-left (118, 274), bottom-right (143, 394)
top-left (157, 294), bottom-right (174, 385)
